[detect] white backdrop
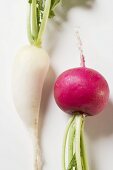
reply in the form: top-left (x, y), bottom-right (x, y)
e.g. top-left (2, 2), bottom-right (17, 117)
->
top-left (0, 0), bottom-right (113, 170)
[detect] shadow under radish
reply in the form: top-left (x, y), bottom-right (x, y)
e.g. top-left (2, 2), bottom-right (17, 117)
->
top-left (63, 0), bottom-right (95, 10)
top-left (38, 65), bottom-right (56, 151)
top-left (54, 0), bottom-right (95, 25)
top-left (86, 101), bottom-right (113, 140)
top-left (85, 100), bottom-right (113, 170)
top-left (45, 0), bottom-right (95, 58)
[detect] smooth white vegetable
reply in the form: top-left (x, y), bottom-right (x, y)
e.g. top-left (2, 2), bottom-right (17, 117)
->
top-left (12, 45), bottom-right (49, 170)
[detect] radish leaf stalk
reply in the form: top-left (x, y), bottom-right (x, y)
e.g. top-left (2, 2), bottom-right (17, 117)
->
top-left (49, 0), bottom-right (60, 17)
top-left (32, 0), bottom-right (38, 39)
top-left (68, 121), bottom-right (75, 165)
top-left (81, 119), bottom-right (89, 170)
top-left (67, 154), bottom-right (77, 170)
top-left (27, 4), bottom-right (34, 44)
top-left (27, 0), bottom-right (61, 47)
top-left (74, 115), bottom-right (83, 170)
top-left (62, 116), bottom-right (75, 170)
top-left (62, 114), bottom-right (89, 170)
top-left (36, 0), bottom-right (51, 46)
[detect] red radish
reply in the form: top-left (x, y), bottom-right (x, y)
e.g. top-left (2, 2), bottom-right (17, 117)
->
top-left (54, 55), bottom-right (110, 170)
top-left (54, 67), bottom-right (109, 116)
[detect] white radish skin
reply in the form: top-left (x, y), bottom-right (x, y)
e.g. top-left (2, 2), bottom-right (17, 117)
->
top-left (12, 45), bottom-right (49, 170)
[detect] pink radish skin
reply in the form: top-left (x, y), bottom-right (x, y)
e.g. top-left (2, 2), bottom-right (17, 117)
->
top-left (54, 67), bottom-right (109, 116)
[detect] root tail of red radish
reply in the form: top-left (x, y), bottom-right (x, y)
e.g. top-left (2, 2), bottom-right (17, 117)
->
top-left (62, 114), bottom-right (89, 170)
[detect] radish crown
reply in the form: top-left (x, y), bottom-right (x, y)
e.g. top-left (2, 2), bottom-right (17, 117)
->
top-left (27, 0), bottom-right (61, 47)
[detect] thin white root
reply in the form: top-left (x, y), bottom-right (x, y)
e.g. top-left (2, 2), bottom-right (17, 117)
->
top-left (31, 121), bottom-right (42, 170)
top-left (34, 138), bottom-right (42, 170)
top-left (34, 119), bottom-right (42, 170)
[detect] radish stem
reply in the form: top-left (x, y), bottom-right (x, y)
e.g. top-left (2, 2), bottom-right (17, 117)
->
top-left (32, 0), bottom-right (38, 39)
top-left (81, 119), bottom-right (89, 170)
top-left (74, 115), bottom-right (83, 170)
top-left (68, 122), bottom-right (75, 166)
top-left (27, 0), bottom-right (60, 47)
top-left (27, 4), bottom-right (34, 44)
top-left (36, 0), bottom-right (51, 47)
top-left (62, 116), bottom-right (75, 170)
top-left (62, 114), bottom-right (89, 170)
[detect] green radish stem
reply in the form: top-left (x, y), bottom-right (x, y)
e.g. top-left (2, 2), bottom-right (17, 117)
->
top-left (74, 115), bottom-right (83, 170)
top-left (27, 0), bottom-right (51, 47)
top-left (32, 0), bottom-right (38, 39)
top-left (62, 116), bottom-right (75, 170)
top-left (68, 122), bottom-right (75, 165)
top-left (36, 0), bottom-right (51, 46)
top-left (27, 4), bottom-right (34, 44)
top-left (81, 119), bottom-right (89, 170)
top-left (62, 114), bottom-right (89, 170)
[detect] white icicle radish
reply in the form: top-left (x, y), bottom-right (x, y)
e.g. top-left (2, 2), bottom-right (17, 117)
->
top-left (12, 45), bottom-right (49, 170)
top-left (12, 45), bottom-right (49, 127)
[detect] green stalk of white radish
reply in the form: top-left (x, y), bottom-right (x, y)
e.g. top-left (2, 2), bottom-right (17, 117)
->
top-left (12, 0), bottom-right (61, 170)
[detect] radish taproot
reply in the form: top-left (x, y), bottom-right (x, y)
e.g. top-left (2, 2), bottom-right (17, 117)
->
top-left (54, 55), bottom-right (109, 170)
top-left (12, 46), bottom-right (49, 169)
top-left (54, 66), bottom-right (109, 116)
top-left (12, 0), bottom-right (61, 170)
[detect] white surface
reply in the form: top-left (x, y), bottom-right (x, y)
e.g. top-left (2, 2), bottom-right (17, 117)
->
top-left (0, 0), bottom-right (113, 170)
